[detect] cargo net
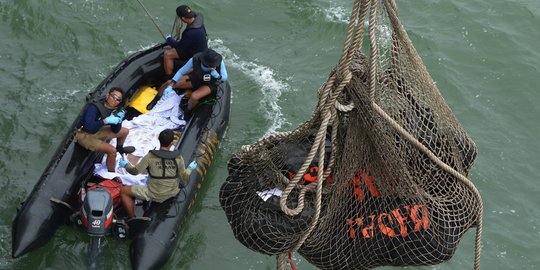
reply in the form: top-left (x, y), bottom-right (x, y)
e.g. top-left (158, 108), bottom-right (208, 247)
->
top-left (219, 0), bottom-right (483, 269)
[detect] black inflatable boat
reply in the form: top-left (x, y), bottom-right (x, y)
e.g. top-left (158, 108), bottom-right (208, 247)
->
top-left (12, 43), bottom-right (231, 269)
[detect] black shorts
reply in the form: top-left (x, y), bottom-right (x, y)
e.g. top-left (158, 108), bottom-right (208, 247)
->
top-left (189, 74), bottom-right (219, 94)
top-left (174, 47), bottom-right (190, 62)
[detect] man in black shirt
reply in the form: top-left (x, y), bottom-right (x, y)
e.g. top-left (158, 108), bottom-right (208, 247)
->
top-left (163, 5), bottom-right (208, 77)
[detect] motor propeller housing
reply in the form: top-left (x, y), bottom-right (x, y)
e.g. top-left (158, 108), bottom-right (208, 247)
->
top-left (82, 188), bottom-right (114, 236)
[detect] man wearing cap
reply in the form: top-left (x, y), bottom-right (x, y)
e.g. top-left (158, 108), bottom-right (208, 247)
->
top-left (163, 5), bottom-right (208, 78)
top-left (119, 129), bottom-right (197, 219)
top-left (161, 48), bottom-right (228, 112)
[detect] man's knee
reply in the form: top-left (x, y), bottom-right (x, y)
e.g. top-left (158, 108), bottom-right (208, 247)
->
top-left (108, 151), bottom-right (118, 159)
top-left (191, 86), bottom-right (212, 100)
top-left (121, 186), bottom-right (133, 197)
top-left (119, 127), bottom-right (129, 137)
top-left (110, 128), bottom-right (129, 140)
top-left (99, 143), bottom-right (117, 155)
top-left (164, 49), bottom-right (178, 60)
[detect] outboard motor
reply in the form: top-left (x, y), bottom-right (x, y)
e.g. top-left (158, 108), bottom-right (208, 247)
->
top-left (82, 188), bottom-right (114, 235)
top-left (82, 188), bottom-right (113, 269)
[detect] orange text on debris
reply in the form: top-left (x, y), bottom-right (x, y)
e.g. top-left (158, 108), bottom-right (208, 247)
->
top-left (346, 204), bottom-right (430, 239)
top-left (351, 168), bottom-right (381, 202)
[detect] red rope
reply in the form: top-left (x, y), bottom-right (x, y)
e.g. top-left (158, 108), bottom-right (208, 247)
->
top-left (288, 252), bottom-right (297, 270)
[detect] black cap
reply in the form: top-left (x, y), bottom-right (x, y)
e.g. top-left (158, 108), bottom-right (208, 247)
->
top-left (158, 129), bottom-right (175, 147)
top-left (201, 49), bottom-right (222, 68)
top-left (176, 5), bottom-right (196, 18)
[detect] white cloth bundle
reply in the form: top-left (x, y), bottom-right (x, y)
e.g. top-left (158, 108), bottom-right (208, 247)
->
top-left (94, 92), bottom-right (186, 185)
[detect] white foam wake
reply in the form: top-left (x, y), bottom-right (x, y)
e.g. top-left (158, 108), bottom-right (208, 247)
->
top-left (210, 39), bottom-right (291, 136)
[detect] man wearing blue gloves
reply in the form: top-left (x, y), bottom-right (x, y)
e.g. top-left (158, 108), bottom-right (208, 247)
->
top-left (75, 87), bottom-right (133, 172)
top-left (119, 129), bottom-right (197, 219)
top-left (162, 48), bottom-right (228, 112)
top-left (163, 5), bottom-right (208, 78)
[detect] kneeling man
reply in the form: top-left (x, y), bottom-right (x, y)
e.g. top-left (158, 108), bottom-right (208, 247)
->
top-left (119, 129), bottom-right (197, 218)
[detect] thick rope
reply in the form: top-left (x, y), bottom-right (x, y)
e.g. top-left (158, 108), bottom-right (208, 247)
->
top-left (276, 1), bottom-right (363, 269)
top-left (277, 253), bottom-right (288, 270)
top-left (278, 0), bottom-right (361, 218)
top-left (335, 100), bottom-right (355, 112)
top-left (369, 1), bottom-right (483, 269)
top-left (171, 16), bottom-right (183, 39)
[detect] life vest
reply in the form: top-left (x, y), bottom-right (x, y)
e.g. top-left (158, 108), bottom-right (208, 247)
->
top-left (77, 97), bottom-right (114, 130)
top-left (176, 14), bottom-right (208, 60)
top-left (148, 150), bottom-right (182, 179)
top-left (93, 98), bottom-right (114, 121)
top-left (187, 13), bottom-right (207, 38)
top-left (191, 52), bottom-right (222, 86)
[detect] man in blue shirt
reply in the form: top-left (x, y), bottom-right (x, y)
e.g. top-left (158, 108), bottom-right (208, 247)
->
top-left (163, 5), bottom-right (208, 78)
top-left (75, 87), bottom-right (133, 172)
top-left (146, 5), bottom-right (209, 111)
top-left (163, 48), bottom-right (228, 112)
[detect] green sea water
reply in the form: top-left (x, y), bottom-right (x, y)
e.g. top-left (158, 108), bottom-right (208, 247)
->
top-left (1, 0), bottom-right (539, 269)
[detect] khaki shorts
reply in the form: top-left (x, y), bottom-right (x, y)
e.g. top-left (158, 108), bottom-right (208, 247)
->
top-left (131, 185), bottom-right (152, 201)
top-left (75, 126), bottom-right (113, 151)
top-left (131, 185), bottom-right (178, 203)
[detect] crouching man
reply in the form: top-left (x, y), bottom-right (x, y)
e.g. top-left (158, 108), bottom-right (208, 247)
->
top-left (75, 87), bottom-right (133, 172)
top-left (119, 129), bottom-right (197, 219)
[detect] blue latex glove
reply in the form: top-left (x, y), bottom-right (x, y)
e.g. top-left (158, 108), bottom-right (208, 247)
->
top-left (104, 115), bottom-right (122, 125)
top-left (188, 160), bottom-right (197, 170)
top-left (115, 109), bottom-right (126, 120)
top-left (119, 159), bottom-right (128, 168)
top-left (163, 85), bottom-right (173, 96)
top-left (210, 69), bottom-right (220, 79)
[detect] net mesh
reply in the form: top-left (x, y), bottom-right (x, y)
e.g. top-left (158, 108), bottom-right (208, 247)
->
top-left (220, 0), bottom-right (482, 269)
